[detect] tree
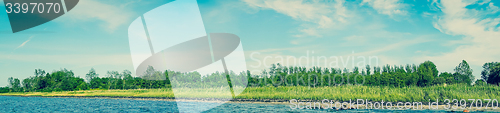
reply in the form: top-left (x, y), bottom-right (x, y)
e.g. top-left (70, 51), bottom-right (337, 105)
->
top-left (366, 65), bottom-right (371, 75)
top-left (106, 71), bottom-right (120, 89)
top-left (8, 77), bottom-right (14, 91)
top-left (142, 66), bottom-right (164, 80)
top-left (484, 63), bottom-right (500, 85)
top-left (22, 78), bottom-right (33, 92)
top-left (439, 72), bottom-right (454, 84)
top-left (35, 69), bottom-right (46, 77)
top-left (439, 72), bottom-right (453, 78)
top-left (76, 82), bottom-right (88, 90)
top-left (122, 70), bottom-right (132, 89)
top-left (353, 67), bottom-right (359, 74)
top-left (0, 87), bottom-right (9, 93)
top-left (433, 77), bottom-right (445, 85)
top-left (475, 79), bottom-right (487, 86)
top-left (8, 77), bottom-right (21, 92)
top-left (417, 61), bottom-right (438, 87)
top-left (445, 77), bottom-right (455, 84)
top-left (86, 68), bottom-right (98, 83)
top-left (481, 62), bottom-right (499, 82)
top-left (33, 69), bottom-right (46, 91)
top-left (454, 60), bottom-right (474, 85)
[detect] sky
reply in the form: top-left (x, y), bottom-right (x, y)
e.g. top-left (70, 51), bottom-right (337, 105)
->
top-left (0, 0), bottom-right (499, 87)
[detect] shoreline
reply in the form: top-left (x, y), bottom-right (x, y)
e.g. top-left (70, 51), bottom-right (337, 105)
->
top-left (2, 95), bottom-right (498, 112)
top-left (0, 95), bottom-right (290, 105)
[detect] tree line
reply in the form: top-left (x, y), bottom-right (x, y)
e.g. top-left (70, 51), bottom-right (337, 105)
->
top-left (1, 66), bottom-right (248, 93)
top-left (248, 60), bottom-right (499, 87)
top-left (1, 60), bottom-right (500, 93)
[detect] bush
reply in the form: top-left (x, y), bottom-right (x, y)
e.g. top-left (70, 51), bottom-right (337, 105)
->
top-left (475, 79), bottom-right (487, 86)
top-left (0, 87), bottom-right (9, 93)
top-left (40, 88), bottom-right (53, 92)
top-left (433, 77), bottom-right (445, 85)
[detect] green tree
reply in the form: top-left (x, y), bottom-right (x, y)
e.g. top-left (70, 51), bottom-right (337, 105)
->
top-left (8, 77), bottom-right (21, 92)
top-left (76, 82), bottom-right (88, 90)
top-left (454, 60), bottom-right (474, 85)
top-left (22, 78), bottom-right (33, 92)
top-left (474, 79), bottom-right (487, 86)
top-left (366, 65), bottom-right (371, 75)
top-left (445, 77), bottom-right (455, 84)
top-left (86, 68), bottom-right (98, 83)
top-left (481, 62), bottom-right (499, 82)
top-left (439, 72), bottom-right (454, 84)
top-left (417, 61), bottom-right (438, 87)
top-left (439, 72), bottom-right (453, 78)
top-left (106, 71), bottom-right (120, 89)
top-left (0, 87), bottom-right (9, 93)
top-left (484, 63), bottom-right (500, 85)
top-left (433, 77), bottom-right (445, 85)
top-left (33, 69), bottom-right (46, 91)
top-left (122, 70), bottom-right (132, 89)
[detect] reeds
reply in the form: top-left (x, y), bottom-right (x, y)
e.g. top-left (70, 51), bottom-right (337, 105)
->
top-left (1, 84), bottom-right (498, 103)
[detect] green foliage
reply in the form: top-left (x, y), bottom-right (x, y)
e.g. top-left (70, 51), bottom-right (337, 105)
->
top-left (475, 79), bottom-right (487, 86)
top-left (454, 60), bottom-right (474, 85)
top-left (2, 84), bottom-right (500, 103)
top-left (439, 72), bottom-right (453, 78)
top-left (481, 62), bottom-right (500, 85)
top-left (76, 82), bottom-right (88, 90)
top-left (433, 77), bottom-right (445, 85)
top-left (8, 68), bottom-right (160, 92)
top-left (416, 61), bottom-right (437, 87)
top-left (237, 84), bottom-right (500, 103)
top-left (5, 60), bottom-right (498, 94)
top-left (86, 68), bottom-right (98, 84)
top-left (8, 77), bottom-right (21, 92)
top-left (245, 61), bottom-right (476, 88)
top-left (481, 62), bottom-right (498, 82)
top-left (0, 87), bottom-right (9, 93)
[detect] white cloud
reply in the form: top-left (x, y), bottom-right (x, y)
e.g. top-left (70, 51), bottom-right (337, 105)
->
top-left (343, 35), bottom-right (365, 41)
top-left (58, 0), bottom-right (134, 32)
top-left (15, 36), bottom-right (34, 49)
top-left (243, 0), bottom-right (351, 41)
top-left (299, 28), bottom-right (322, 37)
top-left (421, 0), bottom-right (500, 78)
top-left (242, 0), bottom-right (412, 45)
top-left (243, 0), bottom-right (342, 23)
top-left (352, 36), bottom-right (431, 56)
top-left (361, 0), bottom-right (408, 17)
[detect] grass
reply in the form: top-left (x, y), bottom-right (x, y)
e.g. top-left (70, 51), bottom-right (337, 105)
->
top-left (238, 84), bottom-right (500, 103)
top-left (1, 84), bottom-right (499, 103)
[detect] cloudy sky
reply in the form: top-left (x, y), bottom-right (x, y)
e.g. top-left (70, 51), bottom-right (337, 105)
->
top-left (0, 0), bottom-right (499, 86)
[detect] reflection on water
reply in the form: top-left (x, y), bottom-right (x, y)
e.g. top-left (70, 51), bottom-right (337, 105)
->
top-left (0, 96), bottom-right (460, 112)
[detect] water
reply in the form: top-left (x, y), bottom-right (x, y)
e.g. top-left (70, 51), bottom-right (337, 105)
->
top-left (0, 96), bottom-right (472, 112)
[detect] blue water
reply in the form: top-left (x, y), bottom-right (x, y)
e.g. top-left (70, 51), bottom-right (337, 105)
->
top-left (0, 96), bottom-right (475, 112)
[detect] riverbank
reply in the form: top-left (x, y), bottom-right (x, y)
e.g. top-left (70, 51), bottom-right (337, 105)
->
top-left (1, 85), bottom-right (499, 111)
top-left (2, 84), bottom-right (499, 102)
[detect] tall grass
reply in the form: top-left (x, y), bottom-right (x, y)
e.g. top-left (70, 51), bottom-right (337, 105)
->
top-left (238, 84), bottom-right (500, 103)
top-left (1, 84), bottom-right (498, 103)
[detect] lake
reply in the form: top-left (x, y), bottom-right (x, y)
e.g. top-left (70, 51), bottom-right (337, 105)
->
top-left (0, 96), bottom-right (462, 112)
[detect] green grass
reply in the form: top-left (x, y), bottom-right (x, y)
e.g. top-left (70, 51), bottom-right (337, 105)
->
top-left (238, 84), bottom-right (500, 103)
top-left (1, 84), bottom-right (499, 103)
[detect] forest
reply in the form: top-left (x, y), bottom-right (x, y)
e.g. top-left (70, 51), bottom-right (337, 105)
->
top-left (1, 60), bottom-right (500, 93)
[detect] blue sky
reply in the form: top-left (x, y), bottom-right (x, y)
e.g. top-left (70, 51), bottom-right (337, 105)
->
top-left (0, 0), bottom-right (499, 86)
